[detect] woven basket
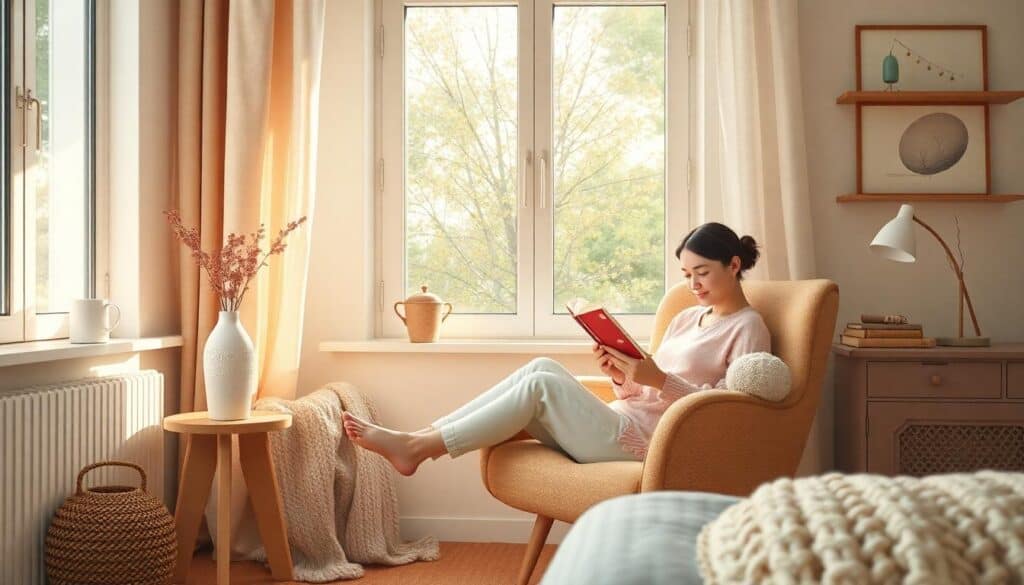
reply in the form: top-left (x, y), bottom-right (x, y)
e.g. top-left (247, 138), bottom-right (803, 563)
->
top-left (45, 461), bottom-right (177, 585)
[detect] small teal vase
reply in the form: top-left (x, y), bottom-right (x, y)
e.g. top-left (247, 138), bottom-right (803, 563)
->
top-left (882, 53), bottom-right (899, 89)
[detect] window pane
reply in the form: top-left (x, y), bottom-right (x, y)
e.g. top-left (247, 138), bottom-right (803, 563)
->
top-left (552, 6), bottom-right (665, 314)
top-left (405, 6), bottom-right (518, 314)
top-left (35, 0), bottom-right (92, 313)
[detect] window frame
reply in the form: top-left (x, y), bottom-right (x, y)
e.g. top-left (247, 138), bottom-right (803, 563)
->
top-left (377, 0), bottom-right (690, 340)
top-left (0, 0), bottom-right (102, 344)
top-left (0, 0), bottom-right (25, 343)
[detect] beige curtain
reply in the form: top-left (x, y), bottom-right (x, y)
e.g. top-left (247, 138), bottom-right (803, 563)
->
top-left (176, 0), bottom-right (324, 416)
top-left (175, 0), bottom-right (325, 555)
top-left (693, 0), bottom-right (815, 282)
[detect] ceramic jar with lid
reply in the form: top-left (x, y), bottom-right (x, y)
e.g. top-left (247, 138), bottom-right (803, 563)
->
top-left (393, 285), bottom-right (454, 342)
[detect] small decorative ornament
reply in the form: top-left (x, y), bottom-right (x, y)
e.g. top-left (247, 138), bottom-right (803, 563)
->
top-left (882, 51), bottom-right (900, 91)
top-left (881, 38), bottom-right (964, 92)
top-left (394, 285), bottom-right (454, 343)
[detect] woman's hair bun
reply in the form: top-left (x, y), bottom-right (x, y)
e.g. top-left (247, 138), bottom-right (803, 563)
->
top-left (738, 235), bottom-right (760, 270)
top-left (675, 223), bottom-right (761, 280)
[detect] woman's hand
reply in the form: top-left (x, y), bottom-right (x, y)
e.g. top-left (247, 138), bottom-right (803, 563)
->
top-left (592, 343), bottom-right (625, 385)
top-left (600, 345), bottom-right (667, 389)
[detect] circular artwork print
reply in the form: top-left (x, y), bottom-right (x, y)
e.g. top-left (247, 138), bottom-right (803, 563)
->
top-left (898, 112), bottom-right (969, 175)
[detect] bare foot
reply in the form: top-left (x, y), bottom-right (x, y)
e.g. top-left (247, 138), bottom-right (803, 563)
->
top-left (342, 411), bottom-right (424, 476)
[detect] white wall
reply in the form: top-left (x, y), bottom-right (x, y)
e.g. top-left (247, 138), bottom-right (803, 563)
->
top-left (300, 0), bottom-right (1024, 543)
top-left (109, 0), bottom-right (179, 339)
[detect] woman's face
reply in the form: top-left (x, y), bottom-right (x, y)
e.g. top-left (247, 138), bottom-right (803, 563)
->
top-left (680, 248), bottom-right (740, 306)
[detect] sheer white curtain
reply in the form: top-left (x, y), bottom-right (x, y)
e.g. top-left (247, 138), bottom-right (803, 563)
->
top-left (694, 0), bottom-right (826, 474)
top-left (693, 0), bottom-right (815, 281)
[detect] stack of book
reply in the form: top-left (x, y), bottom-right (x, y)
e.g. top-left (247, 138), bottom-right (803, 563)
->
top-left (840, 321), bottom-right (937, 348)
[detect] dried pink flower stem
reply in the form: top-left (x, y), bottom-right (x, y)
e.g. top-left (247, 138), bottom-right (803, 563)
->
top-left (164, 210), bottom-right (307, 312)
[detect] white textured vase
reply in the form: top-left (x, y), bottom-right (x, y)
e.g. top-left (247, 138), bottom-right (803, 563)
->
top-left (203, 311), bottom-right (257, 420)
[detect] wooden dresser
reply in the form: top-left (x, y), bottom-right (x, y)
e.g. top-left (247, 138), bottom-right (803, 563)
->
top-left (833, 343), bottom-right (1024, 475)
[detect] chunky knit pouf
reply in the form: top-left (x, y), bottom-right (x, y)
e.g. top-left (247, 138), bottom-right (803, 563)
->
top-left (698, 471), bottom-right (1024, 585)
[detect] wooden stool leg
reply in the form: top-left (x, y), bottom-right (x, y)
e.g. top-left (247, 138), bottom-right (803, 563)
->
top-left (217, 434), bottom-right (233, 585)
top-left (517, 514), bottom-right (554, 585)
top-left (239, 432), bottom-right (294, 580)
top-left (172, 434), bottom-right (217, 583)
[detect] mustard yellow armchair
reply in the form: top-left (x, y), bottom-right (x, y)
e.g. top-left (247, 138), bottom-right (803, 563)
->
top-left (479, 279), bottom-right (839, 585)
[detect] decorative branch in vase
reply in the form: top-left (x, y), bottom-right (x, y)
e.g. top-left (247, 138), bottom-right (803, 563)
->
top-left (165, 210), bottom-right (308, 420)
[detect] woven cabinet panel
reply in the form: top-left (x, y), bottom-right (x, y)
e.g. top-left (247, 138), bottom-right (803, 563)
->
top-left (897, 423), bottom-right (1024, 476)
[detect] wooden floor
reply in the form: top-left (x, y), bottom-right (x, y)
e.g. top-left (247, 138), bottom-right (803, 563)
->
top-left (186, 542), bottom-right (559, 585)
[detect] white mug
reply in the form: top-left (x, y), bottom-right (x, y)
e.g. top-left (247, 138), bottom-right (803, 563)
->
top-left (69, 299), bottom-right (121, 343)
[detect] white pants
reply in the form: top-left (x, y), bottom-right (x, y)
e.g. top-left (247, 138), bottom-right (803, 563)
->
top-left (430, 357), bottom-right (641, 463)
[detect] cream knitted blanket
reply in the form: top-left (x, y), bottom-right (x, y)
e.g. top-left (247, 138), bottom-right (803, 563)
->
top-left (241, 382), bottom-right (440, 581)
top-left (698, 471), bottom-right (1024, 584)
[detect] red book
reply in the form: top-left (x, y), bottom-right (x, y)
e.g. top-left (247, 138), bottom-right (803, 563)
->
top-left (566, 299), bottom-right (646, 360)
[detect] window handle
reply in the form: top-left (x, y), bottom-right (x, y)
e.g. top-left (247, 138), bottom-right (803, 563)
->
top-left (15, 86), bottom-right (27, 148)
top-left (25, 89), bottom-right (41, 152)
top-left (539, 151), bottom-right (548, 209)
top-left (520, 149), bottom-right (532, 208)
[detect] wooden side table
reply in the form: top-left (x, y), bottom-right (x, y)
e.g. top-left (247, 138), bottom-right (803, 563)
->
top-left (833, 343), bottom-right (1024, 475)
top-left (164, 411), bottom-right (294, 584)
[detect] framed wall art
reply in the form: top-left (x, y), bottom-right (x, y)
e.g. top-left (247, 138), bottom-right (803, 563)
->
top-left (854, 25), bottom-right (990, 194)
top-left (860, 105), bottom-right (987, 194)
top-left (856, 25), bottom-right (987, 92)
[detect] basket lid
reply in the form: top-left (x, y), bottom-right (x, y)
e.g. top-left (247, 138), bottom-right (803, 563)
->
top-left (403, 285), bottom-right (443, 304)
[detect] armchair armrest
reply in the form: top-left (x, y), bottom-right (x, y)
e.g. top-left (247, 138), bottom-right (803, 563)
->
top-left (575, 375), bottom-right (617, 403)
top-left (640, 389), bottom-right (803, 496)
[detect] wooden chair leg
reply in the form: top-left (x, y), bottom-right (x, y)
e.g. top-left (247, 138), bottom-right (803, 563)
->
top-left (517, 514), bottom-right (554, 585)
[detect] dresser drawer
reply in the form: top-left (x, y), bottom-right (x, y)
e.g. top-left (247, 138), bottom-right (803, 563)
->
top-left (867, 361), bottom-right (1002, 399)
top-left (1010, 363), bottom-right (1024, 399)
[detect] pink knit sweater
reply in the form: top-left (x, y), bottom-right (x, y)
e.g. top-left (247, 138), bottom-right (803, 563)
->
top-left (609, 305), bottom-right (771, 459)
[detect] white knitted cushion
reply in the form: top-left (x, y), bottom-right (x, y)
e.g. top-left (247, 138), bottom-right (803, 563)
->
top-left (725, 352), bottom-right (791, 402)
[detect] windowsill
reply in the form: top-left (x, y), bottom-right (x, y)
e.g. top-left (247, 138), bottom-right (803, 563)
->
top-left (0, 335), bottom-right (184, 368)
top-left (319, 337), bottom-right (651, 355)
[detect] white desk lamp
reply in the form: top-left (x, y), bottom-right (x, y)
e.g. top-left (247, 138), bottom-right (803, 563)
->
top-left (869, 204), bottom-right (989, 347)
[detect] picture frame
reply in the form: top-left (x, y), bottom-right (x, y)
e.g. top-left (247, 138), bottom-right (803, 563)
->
top-left (854, 25), bottom-right (991, 194)
top-left (855, 25), bottom-right (987, 91)
top-left (860, 105), bottom-right (987, 194)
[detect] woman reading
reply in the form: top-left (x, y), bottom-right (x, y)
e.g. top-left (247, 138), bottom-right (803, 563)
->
top-left (342, 222), bottom-right (771, 475)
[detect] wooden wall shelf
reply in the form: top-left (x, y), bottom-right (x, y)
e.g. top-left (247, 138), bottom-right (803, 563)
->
top-left (836, 193), bottom-right (1024, 203)
top-left (836, 91), bottom-right (1024, 105)
top-left (835, 91), bottom-right (1024, 106)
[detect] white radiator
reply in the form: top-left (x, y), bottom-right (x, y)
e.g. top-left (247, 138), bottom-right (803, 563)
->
top-left (0, 371), bottom-right (165, 585)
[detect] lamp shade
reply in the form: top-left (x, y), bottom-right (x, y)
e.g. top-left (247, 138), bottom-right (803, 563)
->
top-left (870, 204), bottom-right (916, 262)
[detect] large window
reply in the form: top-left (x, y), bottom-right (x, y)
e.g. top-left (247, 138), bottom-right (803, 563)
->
top-left (380, 0), bottom-right (688, 338)
top-left (0, 0), bottom-right (97, 343)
